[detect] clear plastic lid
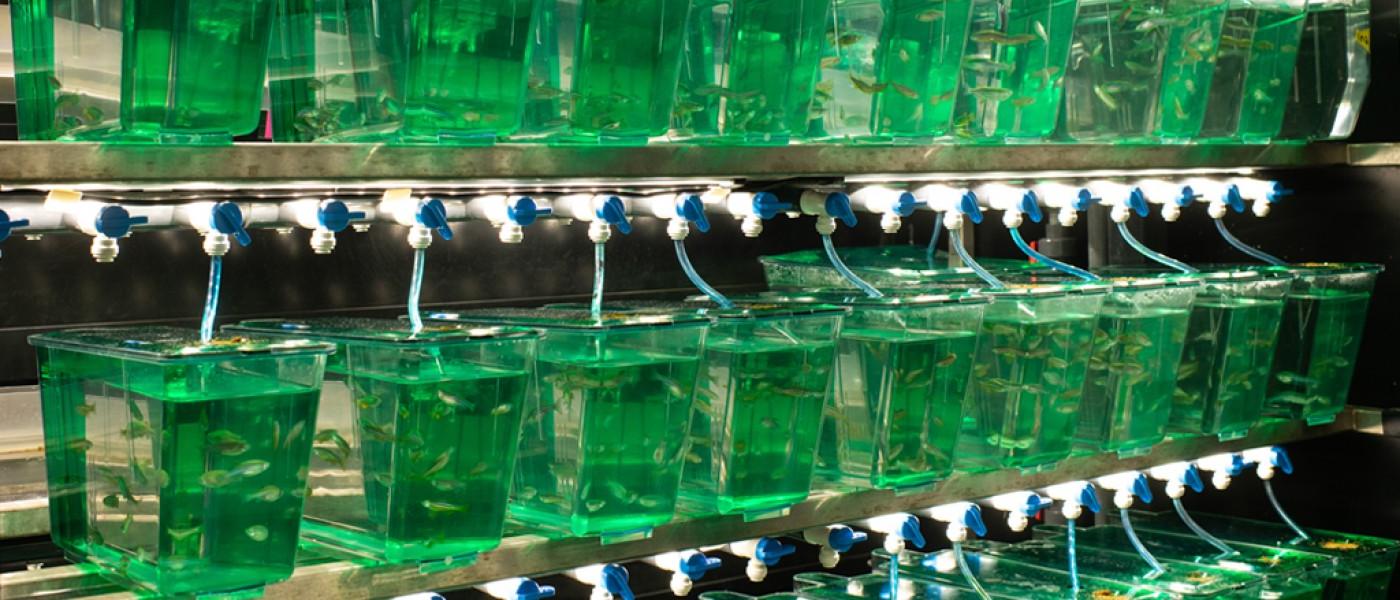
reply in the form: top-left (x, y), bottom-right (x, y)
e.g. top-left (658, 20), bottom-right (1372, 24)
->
top-left (226, 317), bottom-right (539, 347)
top-left (601, 299), bottom-right (850, 321)
top-left (425, 307), bottom-right (712, 330)
top-left (746, 289), bottom-right (991, 308)
top-left (29, 326), bottom-right (334, 363)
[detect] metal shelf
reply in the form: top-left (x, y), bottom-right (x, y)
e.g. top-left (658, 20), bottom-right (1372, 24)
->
top-left (0, 407), bottom-right (1368, 600)
top-left (0, 142), bottom-right (1351, 192)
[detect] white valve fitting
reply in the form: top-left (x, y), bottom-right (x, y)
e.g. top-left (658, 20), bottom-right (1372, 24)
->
top-left (1002, 209), bottom-right (1024, 229)
top-left (1161, 203), bottom-right (1182, 222)
top-left (1058, 206), bottom-right (1079, 227)
top-left (588, 219), bottom-right (612, 244)
top-left (203, 233), bottom-right (230, 258)
top-left (90, 236), bottom-right (119, 263)
top-left (1044, 481), bottom-right (1095, 520)
top-left (498, 222), bottom-right (524, 244)
top-left (310, 227), bottom-right (338, 254)
top-left (724, 539), bottom-right (771, 583)
top-left (740, 216), bottom-right (763, 237)
top-left (849, 186), bottom-right (911, 234)
top-left (1196, 453), bottom-right (1241, 491)
top-left (666, 219), bottom-right (689, 241)
top-left (927, 503), bottom-right (976, 543)
top-left (1208, 201), bottom-right (1229, 219)
top-left (1253, 199), bottom-right (1271, 217)
top-left (1095, 471), bottom-right (1146, 510)
top-left (408, 224), bottom-right (433, 250)
top-left (1243, 447), bottom-right (1281, 480)
top-left (987, 491), bottom-right (1045, 533)
top-left (863, 513), bottom-right (920, 555)
top-left (880, 212), bottom-right (902, 234)
top-left (1148, 462), bottom-right (1195, 500)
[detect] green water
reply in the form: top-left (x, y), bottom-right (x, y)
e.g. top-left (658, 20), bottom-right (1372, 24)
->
top-left (952, 0), bottom-right (1079, 141)
top-left (1060, 0), bottom-right (1172, 141)
top-left (1278, 4), bottom-right (1369, 140)
top-left (36, 347), bottom-right (322, 595)
top-left (674, 0), bottom-right (829, 143)
top-left (1077, 306), bottom-right (1191, 455)
top-left (521, 0), bottom-right (690, 144)
top-left (1196, 6), bottom-right (1307, 141)
top-left (512, 350), bottom-right (698, 538)
top-left (12, 0), bottom-right (276, 143)
top-left (874, 549), bottom-right (1169, 598)
top-left (977, 539), bottom-right (1266, 597)
top-left (299, 365), bottom-right (528, 563)
top-left (812, 0), bottom-right (974, 141)
top-left (682, 338), bottom-right (833, 516)
top-left (1152, 0), bottom-right (1230, 139)
top-left (1171, 297), bottom-right (1285, 439)
top-left (958, 314), bottom-right (1097, 472)
top-left (820, 327), bottom-right (978, 490)
top-left (1266, 291), bottom-right (1370, 424)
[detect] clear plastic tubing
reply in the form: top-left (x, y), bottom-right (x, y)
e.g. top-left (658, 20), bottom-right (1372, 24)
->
top-left (950, 229), bottom-right (1006, 289)
top-left (1010, 227), bottom-right (1100, 281)
top-left (1173, 498), bottom-right (1235, 556)
top-left (591, 243), bottom-right (606, 319)
top-left (926, 213), bottom-right (944, 269)
top-left (675, 240), bottom-right (733, 308)
top-left (1120, 508), bottom-right (1166, 577)
top-left (199, 256), bottom-right (223, 343)
top-left (1215, 219), bottom-right (1287, 266)
top-left (1068, 519), bottom-right (1081, 595)
top-left (1116, 222), bottom-right (1199, 274)
top-left (953, 541), bottom-right (993, 600)
top-left (407, 248), bottom-right (426, 334)
top-left (822, 234), bottom-right (883, 298)
top-left (1264, 479), bottom-right (1311, 543)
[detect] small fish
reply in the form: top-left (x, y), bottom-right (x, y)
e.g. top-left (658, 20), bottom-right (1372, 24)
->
top-left (1174, 97), bottom-right (1189, 120)
top-left (76, 403), bottom-right (96, 417)
top-left (357, 395), bottom-right (382, 409)
top-left (167, 526), bottom-right (202, 542)
top-left (200, 470), bottom-right (233, 488)
top-left (820, 55), bottom-right (842, 69)
top-left (282, 420), bottom-right (305, 450)
top-left (245, 525), bottom-right (269, 542)
top-left (432, 478), bottom-right (465, 492)
top-left (1274, 371), bottom-right (1318, 386)
top-left (1093, 85), bottom-right (1120, 110)
top-left (102, 494), bottom-right (120, 508)
top-left (313, 447), bottom-right (347, 468)
top-left (1002, 34), bottom-right (1038, 45)
top-left (969, 86), bottom-right (1013, 102)
top-left (837, 33), bottom-right (862, 47)
top-left (586, 499), bottom-right (607, 512)
top-left (1034, 21), bottom-right (1049, 43)
top-left (891, 82), bottom-right (919, 99)
top-left (971, 30), bottom-right (1009, 44)
top-left (247, 485), bottom-right (283, 502)
top-left (898, 48), bottom-right (912, 63)
top-left (206, 430), bottom-right (249, 456)
top-left (437, 390), bottom-right (473, 409)
top-left (362, 420), bottom-right (396, 443)
top-left (491, 403), bottom-right (513, 416)
top-left (936, 353), bottom-right (959, 368)
top-left (423, 450), bottom-right (453, 478)
top-left (638, 495), bottom-right (664, 509)
top-left (916, 8), bottom-right (945, 22)
top-left (232, 459), bottom-right (270, 478)
top-left (849, 75), bottom-right (887, 95)
top-left (81, 106), bottom-right (104, 123)
top-left (539, 494), bottom-right (567, 506)
top-left (1047, 357), bottom-right (1069, 370)
top-left (122, 420), bottom-right (152, 440)
top-left (761, 417), bottom-right (779, 429)
top-left (422, 500), bottom-right (467, 514)
top-left (1011, 96), bottom-right (1036, 108)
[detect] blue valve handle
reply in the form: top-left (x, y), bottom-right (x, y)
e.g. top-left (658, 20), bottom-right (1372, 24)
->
top-left (597, 196), bottom-right (631, 234)
top-left (514, 579), bottom-right (556, 600)
top-left (1021, 494), bottom-right (1053, 517)
top-left (962, 505), bottom-right (988, 538)
top-left (600, 564), bottom-right (633, 600)
top-left (754, 537), bottom-right (797, 566)
top-left (1132, 473), bottom-right (1155, 503)
top-left (1126, 188), bottom-right (1150, 218)
top-left (824, 192), bottom-right (858, 227)
top-left (1226, 454), bottom-right (1246, 477)
top-left (753, 191), bottom-right (792, 220)
top-left (958, 192), bottom-right (984, 224)
top-left (318, 200), bottom-right (366, 233)
top-left (417, 198), bottom-right (453, 241)
top-left (94, 205), bottom-right (148, 239)
top-left (1266, 182), bottom-right (1294, 203)
top-left (827, 525), bottom-right (868, 553)
top-left (1079, 484), bottom-right (1102, 514)
top-left (898, 515), bottom-right (928, 549)
top-left (0, 209), bottom-right (30, 243)
top-left (1073, 189), bottom-right (1098, 212)
top-left (1183, 465), bottom-right (1206, 493)
top-left (211, 201), bottom-right (251, 247)
top-left (1177, 186), bottom-right (1201, 207)
top-left (677, 551), bottom-right (723, 581)
top-left (891, 191), bottom-right (923, 217)
top-left (507, 196), bottom-right (551, 227)
top-left (1224, 185), bottom-right (1247, 213)
top-left (677, 194), bottom-right (711, 232)
top-left (1019, 191), bottom-right (1043, 223)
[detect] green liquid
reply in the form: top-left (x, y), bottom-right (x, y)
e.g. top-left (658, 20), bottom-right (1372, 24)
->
top-left (13, 0), bottom-right (276, 143)
top-left (522, 0), bottom-right (690, 144)
top-left (812, 0), bottom-right (974, 141)
top-left (1077, 306), bottom-right (1191, 455)
top-left (299, 365), bottom-right (528, 563)
top-left (952, 0), bottom-right (1078, 141)
top-left (1171, 297), bottom-right (1284, 439)
top-left (1196, 6), bottom-right (1307, 141)
top-left (979, 539), bottom-right (1266, 597)
top-left (820, 328), bottom-right (978, 490)
top-left (1266, 291), bottom-right (1369, 425)
top-left (675, 0), bottom-right (829, 143)
top-left (37, 347), bottom-right (321, 596)
top-left (958, 314), bottom-right (1096, 472)
top-left (1278, 4), bottom-right (1369, 140)
top-left (512, 350), bottom-right (698, 538)
top-left (682, 338), bottom-right (833, 516)
top-left (1152, 0), bottom-right (1230, 139)
top-left (1060, 0), bottom-right (1172, 141)
top-left (874, 549), bottom-right (1166, 598)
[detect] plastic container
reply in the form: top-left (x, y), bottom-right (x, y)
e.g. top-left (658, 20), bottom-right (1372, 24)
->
top-left (30, 327), bottom-right (333, 596)
top-left (424, 308), bottom-right (708, 541)
top-left (952, 0), bottom-right (1081, 141)
top-left (760, 246), bottom-right (1050, 292)
top-left (810, 0), bottom-right (976, 142)
top-left (222, 318), bottom-right (538, 565)
top-left (1060, 0), bottom-right (1230, 142)
top-left (11, 0), bottom-right (277, 143)
top-left (967, 538), bottom-right (1266, 597)
top-left (1277, 0), bottom-right (1369, 140)
top-left (267, 0), bottom-right (539, 144)
top-left (791, 572), bottom-right (1096, 599)
top-left (755, 291), bottom-right (988, 492)
top-left (1120, 511), bottom-right (1400, 599)
top-left (953, 282), bottom-right (1107, 473)
top-left (672, 0), bottom-right (831, 144)
top-left (1076, 275), bottom-right (1199, 457)
top-left (1195, 0), bottom-right (1309, 141)
top-left (873, 549), bottom-right (1171, 599)
top-left (1262, 263), bottom-right (1381, 425)
top-left (518, 0), bottom-right (692, 144)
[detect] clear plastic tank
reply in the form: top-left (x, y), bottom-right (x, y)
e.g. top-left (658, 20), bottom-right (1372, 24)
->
top-left (1277, 0), bottom-right (1369, 140)
top-left (1195, 0), bottom-right (1309, 141)
top-left (760, 246), bottom-right (1050, 292)
top-left (873, 548), bottom-right (1172, 598)
top-left (967, 538), bottom-right (1266, 597)
top-left (953, 0), bottom-right (1081, 141)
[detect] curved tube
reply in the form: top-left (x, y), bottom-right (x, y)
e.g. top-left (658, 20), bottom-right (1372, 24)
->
top-left (926, 214), bottom-right (944, 270)
top-left (822, 234), bottom-right (883, 298)
top-left (1173, 497), bottom-right (1235, 557)
top-left (1120, 509), bottom-right (1165, 577)
top-left (1215, 219), bottom-right (1286, 266)
top-left (407, 248), bottom-right (426, 335)
top-left (1009, 228), bottom-right (1101, 281)
top-left (1068, 519), bottom-right (1081, 596)
top-left (1264, 479), bottom-right (1311, 543)
top-left (199, 256), bottom-right (223, 343)
top-left (1116, 222), bottom-right (1199, 274)
top-left (675, 240), bottom-right (734, 309)
top-left (888, 542), bottom-right (900, 597)
top-left (591, 243), bottom-right (606, 319)
top-left (950, 229), bottom-right (1006, 289)
top-left (953, 541), bottom-right (992, 600)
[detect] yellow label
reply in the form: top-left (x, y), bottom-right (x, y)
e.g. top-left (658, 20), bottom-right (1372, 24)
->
top-left (43, 189), bottom-right (82, 209)
top-left (1356, 27), bottom-right (1371, 53)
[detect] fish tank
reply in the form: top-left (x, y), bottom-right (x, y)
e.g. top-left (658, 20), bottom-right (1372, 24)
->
top-left (1060, 0), bottom-right (1230, 142)
top-left (753, 290), bottom-right (988, 492)
top-left (29, 327), bottom-right (333, 596)
top-left (810, 0), bottom-right (975, 142)
top-left (953, 282), bottom-right (1108, 474)
top-left (1277, 0), bottom-right (1370, 140)
top-left (11, 0), bottom-right (278, 143)
top-left (1076, 275), bottom-right (1200, 457)
top-left (873, 549), bottom-right (1172, 598)
top-left (1120, 511), bottom-right (1400, 599)
top-left (1195, 0), bottom-right (1309, 141)
top-left (760, 246), bottom-right (1050, 292)
top-left (953, 0), bottom-right (1081, 141)
top-left (424, 308), bottom-right (708, 541)
top-left (967, 538), bottom-right (1266, 597)
top-left (223, 318), bottom-right (538, 566)
top-left (791, 571), bottom-right (1094, 599)
top-left (518, 0), bottom-right (692, 144)
top-left (267, 0), bottom-right (540, 144)
top-left (1038, 524), bottom-right (1334, 599)
top-left (672, 0), bottom-right (831, 144)
top-left (1261, 263), bottom-right (1381, 425)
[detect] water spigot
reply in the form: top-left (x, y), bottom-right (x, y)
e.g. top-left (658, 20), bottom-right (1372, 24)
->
top-left (481, 578), bottom-right (556, 600)
top-left (1243, 446), bottom-right (1294, 481)
top-left (569, 564), bottom-right (633, 600)
top-left (1095, 471), bottom-right (1154, 509)
top-left (299, 199), bottom-right (365, 253)
top-left (928, 503), bottom-right (987, 543)
top-left (802, 524), bottom-right (868, 568)
top-left (0, 209), bottom-right (29, 259)
top-left (83, 204), bottom-right (148, 263)
top-left (1148, 462), bottom-right (1206, 499)
top-left (725, 191), bottom-right (790, 237)
top-left (1196, 453), bottom-right (1246, 490)
top-left (988, 491), bottom-right (1052, 532)
top-left (202, 201), bottom-right (251, 257)
top-left (850, 186), bottom-right (922, 233)
top-left (647, 550), bottom-right (722, 596)
top-left (726, 537), bottom-right (795, 583)
top-left (1044, 481), bottom-right (1101, 520)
